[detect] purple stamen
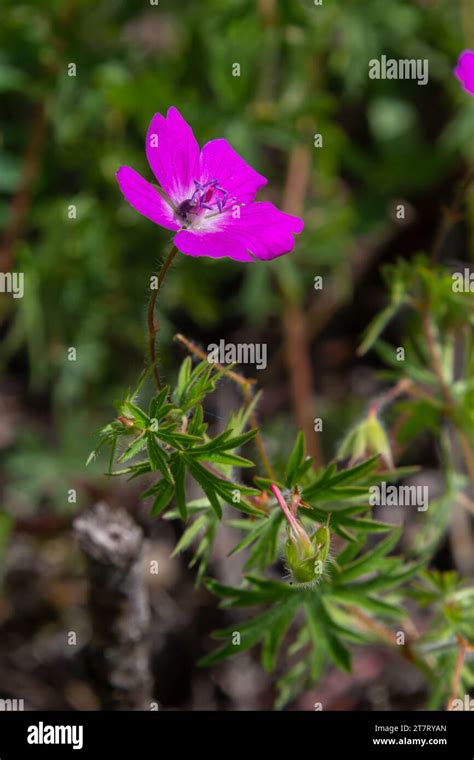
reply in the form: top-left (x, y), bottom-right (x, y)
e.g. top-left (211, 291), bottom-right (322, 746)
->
top-left (178, 178), bottom-right (230, 223)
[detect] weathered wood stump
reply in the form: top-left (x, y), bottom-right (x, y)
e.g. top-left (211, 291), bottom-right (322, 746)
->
top-left (73, 502), bottom-right (152, 710)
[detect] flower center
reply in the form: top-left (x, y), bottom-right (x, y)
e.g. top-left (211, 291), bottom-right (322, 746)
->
top-left (176, 179), bottom-right (231, 226)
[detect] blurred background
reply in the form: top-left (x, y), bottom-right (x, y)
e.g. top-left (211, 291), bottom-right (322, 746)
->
top-left (0, 0), bottom-right (473, 710)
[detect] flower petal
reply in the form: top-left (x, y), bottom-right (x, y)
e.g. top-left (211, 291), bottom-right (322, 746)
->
top-left (199, 139), bottom-right (267, 204)
top-left (455, 50), bottom-right (474, 95)
top-left (116, 166), bottom-right (180, 230)
top-left (146, 107), bottom-right (200, 204)
top-left (174, 202), bottom-right (303, 262)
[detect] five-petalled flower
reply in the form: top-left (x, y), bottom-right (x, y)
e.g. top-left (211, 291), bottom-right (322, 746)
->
top-left (116, 107), bottom-right (304, 262)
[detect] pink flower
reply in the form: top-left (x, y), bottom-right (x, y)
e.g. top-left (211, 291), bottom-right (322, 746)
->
top-left (454, 50), bottom-right (474, 95)
top-left (116, 107), bottom-right (304, 262)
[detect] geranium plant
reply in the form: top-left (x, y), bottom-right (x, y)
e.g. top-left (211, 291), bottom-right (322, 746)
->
top-left (89, 98), bottom-right (474, 710)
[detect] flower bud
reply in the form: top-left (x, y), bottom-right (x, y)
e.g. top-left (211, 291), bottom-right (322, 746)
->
top-left (271, 484), bottom-right (331, 587)
top-left (116, 415), bottom-right (138, 433)
top-left (338, 411), bottom-right (393, 469)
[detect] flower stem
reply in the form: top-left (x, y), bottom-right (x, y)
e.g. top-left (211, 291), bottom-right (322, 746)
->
top-left (147, 245), bottom-right (178, 391)
top-left (270, 483), bottom-right (311, 549)
top-left (446, 635), bottom-right (473, 710)
top-left (368, 378), bottom-right (411, 418)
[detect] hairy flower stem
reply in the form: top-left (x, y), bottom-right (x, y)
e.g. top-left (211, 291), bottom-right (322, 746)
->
top-left (147, 245), bottom-right (178, 391)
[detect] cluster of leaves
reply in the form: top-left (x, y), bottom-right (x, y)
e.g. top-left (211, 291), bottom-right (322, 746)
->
top-left (357, 258), bottom-right (474, 560)
top-left (200, 449), bottom-right (424, 708)
top-left (90, 358), bottom-right (260, 507)
top-left (410, 571), bottom-right (474, 709)
top-left (90, 355), bottom-right (463, 708)
top-left (359, 256), bottom-right (474, 445)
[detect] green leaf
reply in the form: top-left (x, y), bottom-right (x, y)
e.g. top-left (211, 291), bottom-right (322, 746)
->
top-left (150, 480), bottom-right (175, 517)
top-left (304, 599), bottom-right (328, 681)
top-left (328, 456), bottom-right (379, 487)
top-left (191, 428), bottom-right (256, 454)
top-left (315, 599), bottom-right (352, 672)
top-left (172, 454), bottom-right (187, 520)
top-left (198, 451), bottom-right (254, 468)
top-left (149, 385), bottom-right (171, 420)
top-left (146, 433), bottom-right (174, 483)
top-left (187, 460), bottom-right (222, 518)
top-left (358, 288), bottom-right (406, 356)
top-left (228, 518), bottom-right (268, 556)
top-left (335, 528), bottom-right (402, 583)
top-left (176, 356), bottom-right (192, 396)
top-left (351, 560), bottom-right (425, 593)
top-left (188, 404), bottom-right (206, 436)
top-left (123, 401), bottom-right (149, 427)
top-left (327, 588), bottom-right (406, 620)
top-left (262, 598), bottom-right (299, 673)
top-left (285, 431), bottom-right (306, 487)
top-left (171, 515), bottom-right (208, 557)
top-left (204, 578), bottom-right (284, 607)
top-left (157, 429), bottom-right (201, 447)
top-left (118, 432), bottom-right (147, 463)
